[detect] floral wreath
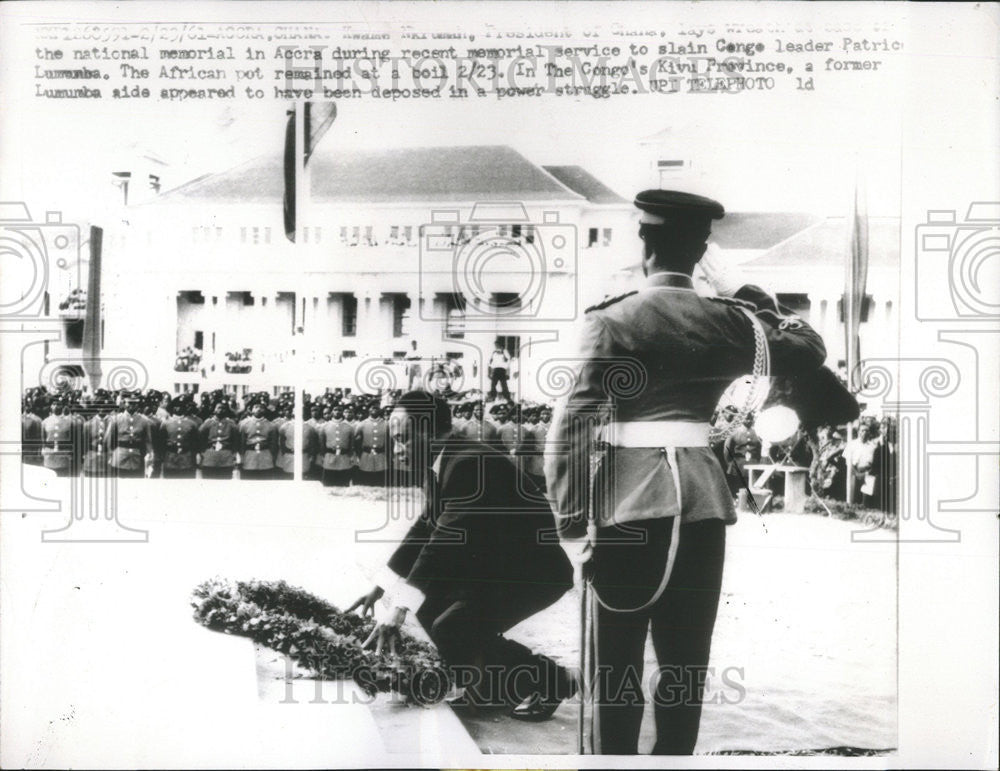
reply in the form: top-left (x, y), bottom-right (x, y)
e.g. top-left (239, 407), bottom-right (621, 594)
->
top-left (191, 578), bottom-right (449, 705)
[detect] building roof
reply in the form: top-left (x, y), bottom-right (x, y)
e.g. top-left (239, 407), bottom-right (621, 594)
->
top-left (709, 212), bottom-right (824, 251)
top-left (156, 145), bottom-right (588, 204)
top-left (542, 165), bottom-right (628, 205)
top-left (747, 216), bottom-right (900, 269)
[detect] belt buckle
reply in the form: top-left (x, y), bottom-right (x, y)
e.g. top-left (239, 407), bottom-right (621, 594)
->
top-left (254, 443), bottom-right (261, 452)
top-left (214, 441), bottom-right (222, 451)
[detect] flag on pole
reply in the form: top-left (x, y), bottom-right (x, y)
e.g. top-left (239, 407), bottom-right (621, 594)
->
top-left (283, 102), bottom-right (337, 242)
top-left (844, 169), bottom-right (869, 392)
top-left (82, 225), bottom-right (103, 391)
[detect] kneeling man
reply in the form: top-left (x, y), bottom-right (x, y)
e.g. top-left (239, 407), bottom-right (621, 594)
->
top-left (351, 390), bottom-right (577, 720)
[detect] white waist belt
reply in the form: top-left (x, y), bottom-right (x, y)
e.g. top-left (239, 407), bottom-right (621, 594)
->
top-left (602, 421), bottom-right (711, 447)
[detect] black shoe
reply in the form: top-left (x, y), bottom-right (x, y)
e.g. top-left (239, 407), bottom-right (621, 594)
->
top-left (509, 671), bottom-right (579, 722)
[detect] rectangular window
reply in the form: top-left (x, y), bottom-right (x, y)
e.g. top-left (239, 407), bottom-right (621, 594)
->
top-left (444, 293), bottom-right (466, 339)
top-left (390, 225), bottom-right (399, 242)
top-left (392, 294), bottom-right (411, 338)
top-left (342, 295), bottom-right (357, 337)
top-left (603, 228), bottom-right (612, 247)
top-left (524, 225), bottom-right (534, 244)
top-left (340, 226), bottom-right (349, 244)
top-left (251, 227), bottom-right (260, 245)
top-left (588, 227), bottom-right (598, 247)
top-left (403, 225), bottom-right (413, 244)
top-left (511, 224), bottom-right (522, 240)
top-left (364, 225), bottom-right (375, 246)
top-left (351, 226), bottom-right (360, 245)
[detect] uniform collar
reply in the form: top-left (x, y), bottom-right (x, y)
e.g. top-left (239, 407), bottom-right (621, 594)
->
top-left (645, 271), bottom-right (695, 291)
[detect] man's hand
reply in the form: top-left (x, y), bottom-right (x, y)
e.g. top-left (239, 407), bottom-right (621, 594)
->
top-left (360, 607), bottom-right (407, 655)
top-left (346, 585), bottom-right (384, 617)
top-left (697, 244), bottom-right (747, 298)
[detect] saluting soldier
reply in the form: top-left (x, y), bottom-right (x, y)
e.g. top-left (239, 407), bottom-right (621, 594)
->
top-left (198, 402), bottom-right (238, 479)
top-left (161, 397), bottom-right (201, 479)
top-left (546, 190), bottom-right (828, 755)
top-left (354, 403), bottom-right (389, 487)
top-left (239, 398), bottom-right (278, 480)
top-left (106, 393), bottom-right (155, 479)
top-left (321, 405), bottom-right (356, 486)
top-left (41, 397), bottom-right (79, 476)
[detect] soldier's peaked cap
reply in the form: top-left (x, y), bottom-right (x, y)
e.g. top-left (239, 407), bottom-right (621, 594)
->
top-left (634, 190), bottom-right (724, 224)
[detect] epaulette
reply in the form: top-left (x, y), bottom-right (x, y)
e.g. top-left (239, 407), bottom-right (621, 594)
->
top-left (706, 295), bottom-right (757, 312)
top-left (585, 290), bottom-right (638, 313)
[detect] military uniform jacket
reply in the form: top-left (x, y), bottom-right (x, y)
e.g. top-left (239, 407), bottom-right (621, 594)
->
top-left (354, 417), bottom-right (388, 472)
top-left (388, 439), bottom-right (573, 601)
top-left (545, 274), bottom-right (826, 537)
top-left (199, 417), bottom-right (238, 468)
top-left (322, 419), bottom-right (356, 470)
top-left (22, 413), bottom-right (43, 465)
top-left (497, 422), bottom-right (521, 455)
top-left (105, 412), bottom-right (155, 471)
top-left (459, 418), bottom-right (498, 445)
top-left (41, 414), bottom-right (78, 470)
top-left (276, 420), bottom-right (320, 473)
top-left (161, 415), bottom-right (201, 470)
top-left (239, 418), bottom-right (278, 470)
top-left (82, 415), bottom-right (109, 473)
top-left (522, 423), bottom-right (548, 477)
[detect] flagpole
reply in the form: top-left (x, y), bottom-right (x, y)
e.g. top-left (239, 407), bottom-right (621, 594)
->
top-left (844, 159), bottom-right (869, 505)
top-left (293, 101), bottom-right (307, 481)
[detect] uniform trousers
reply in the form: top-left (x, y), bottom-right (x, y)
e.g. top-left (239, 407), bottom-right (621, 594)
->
top-left (162, 467), bottom-right (197, 479)
top-left (416, 582), bottom-right (572, 707)
top-left (322, 468), bottom-right (352, 486)
top-left (241, 468), bottom-right (274, 480)
top-left (355, 469), bottom-right (386, 487)
top-left (200, 467), bottom-right (233, 480)
top-left (593, 518), bottom-right (726, 755)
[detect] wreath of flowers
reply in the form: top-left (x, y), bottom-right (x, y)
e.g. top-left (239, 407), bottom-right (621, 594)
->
top-left (191, 577), bottom-right (449, 705)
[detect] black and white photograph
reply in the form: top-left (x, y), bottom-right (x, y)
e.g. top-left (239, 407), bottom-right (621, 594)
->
top-left (0, 2), bottom-right (997, 768)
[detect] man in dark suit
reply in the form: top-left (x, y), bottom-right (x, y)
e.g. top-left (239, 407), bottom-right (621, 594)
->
top-left (350, 390), bottom-right (576, 719)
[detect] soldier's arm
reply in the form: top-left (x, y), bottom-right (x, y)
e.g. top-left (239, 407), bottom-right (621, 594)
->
top-left (104, 419), bottom-right (117, 451)
top-left (732, 285), bottom-right (826, 375)
top-left (544, 314), bottom-right (615, 539)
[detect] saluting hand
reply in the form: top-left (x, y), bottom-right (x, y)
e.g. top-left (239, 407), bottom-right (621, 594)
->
top-left (697, 243), bottom-right (747, 298)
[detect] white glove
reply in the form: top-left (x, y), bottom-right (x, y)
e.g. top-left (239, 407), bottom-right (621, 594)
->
top-left (697, 244), bottom-right (747, 297)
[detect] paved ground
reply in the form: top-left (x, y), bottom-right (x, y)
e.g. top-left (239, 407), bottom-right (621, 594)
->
top-left (0, 463), bottom-right (896, 765)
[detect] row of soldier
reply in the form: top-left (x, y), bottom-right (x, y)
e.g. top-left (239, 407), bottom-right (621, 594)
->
top-left (20, 387), bottom-right (553, 487)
